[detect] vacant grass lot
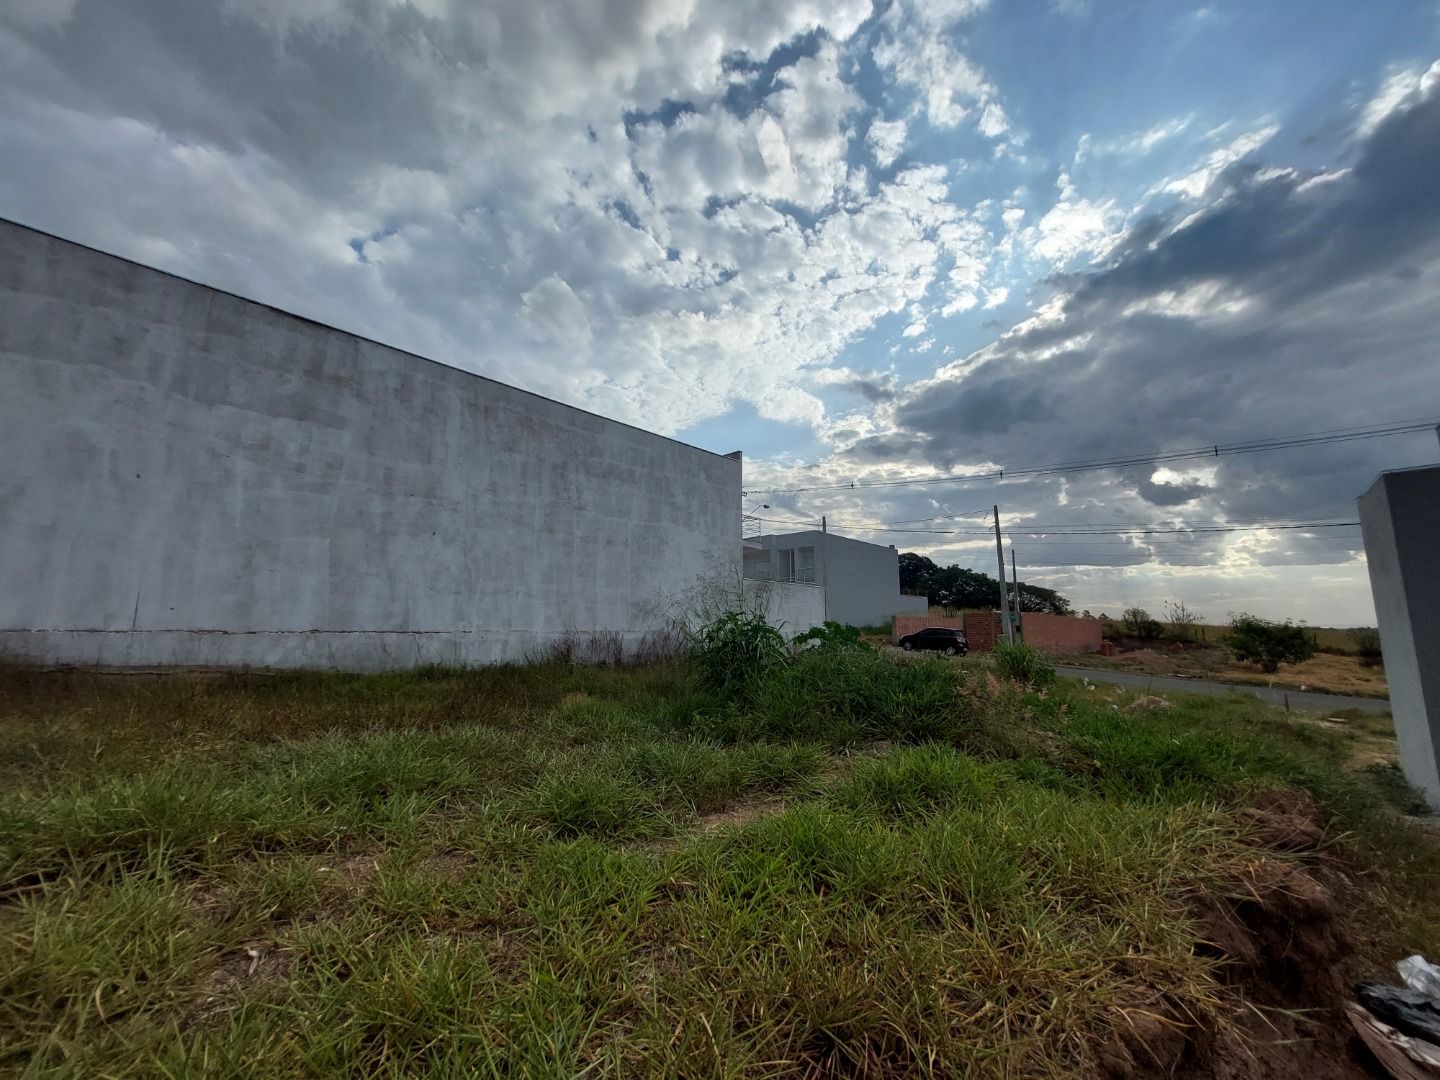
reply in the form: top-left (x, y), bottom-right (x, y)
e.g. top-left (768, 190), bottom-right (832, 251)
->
top-left (1072, 645), bottom-right (1390, 698)
top-left (0, 654), bottom-right (1436, 1078)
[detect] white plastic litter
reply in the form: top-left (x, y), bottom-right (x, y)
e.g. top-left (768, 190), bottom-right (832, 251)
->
top-left (1346, 1003), bottom-right (1440, 1079)
top-left (1399, 955), bottom-right (1440, 998)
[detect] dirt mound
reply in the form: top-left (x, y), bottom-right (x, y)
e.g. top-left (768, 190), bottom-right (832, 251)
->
top-left (1235, 788), bottom-right (1328, 852)
top-left (1103, 790), bottom-right (1377, 1079)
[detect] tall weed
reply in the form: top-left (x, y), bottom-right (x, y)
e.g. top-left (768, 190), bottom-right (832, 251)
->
top-left (991, 642), bottom-right (1056, 687)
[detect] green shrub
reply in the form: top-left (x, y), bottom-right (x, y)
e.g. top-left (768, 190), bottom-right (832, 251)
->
top-left (688, 612), bottom-right (788, 700)
top-left (792, 620), bottom-right (869, 651)
top-left (1121, 607), bottom-right (1164, 640)
top-left (991, 642), bottom-right (1056, 687)
top-left (1226, 613), bottom-right (1315, 673)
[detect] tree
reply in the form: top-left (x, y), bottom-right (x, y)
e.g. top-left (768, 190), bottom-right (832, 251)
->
top-left (897, 552), bottom-right (1074, 615)
top-left (898, 552), bottom-right (938, 594)
top-left (1226, 613), bottom-right (1314, 673)
top-left (1121, 607), bottom-right (1163, 640)
top-left (1016, 582), bottom-right (1073, 616)
top-left (1163, 600), bottom-right (1204, 642)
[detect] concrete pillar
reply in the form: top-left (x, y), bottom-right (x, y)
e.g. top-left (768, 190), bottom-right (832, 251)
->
top-left (1358, 462), bottom-right (1440, 808)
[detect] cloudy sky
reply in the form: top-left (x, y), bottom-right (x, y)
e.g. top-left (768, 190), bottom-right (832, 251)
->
top-left (4, 0), bottom-right (1438, 625)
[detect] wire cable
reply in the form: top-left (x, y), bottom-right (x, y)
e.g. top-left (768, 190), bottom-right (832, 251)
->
top-left (742, 416), bottom-right (1439, 496)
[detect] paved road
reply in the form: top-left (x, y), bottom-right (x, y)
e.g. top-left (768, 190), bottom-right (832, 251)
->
top-left (1055, 666), bottom-right (1391, 715)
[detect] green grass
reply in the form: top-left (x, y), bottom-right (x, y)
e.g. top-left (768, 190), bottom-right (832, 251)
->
top-left (0, 658), bottom-right (1436, 1077)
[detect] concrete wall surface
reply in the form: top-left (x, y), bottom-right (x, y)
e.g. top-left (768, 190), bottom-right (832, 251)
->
top-left (740, 579), bottom-right (825, 640)
top-left (753, 530), bottom-right (915, 627)
top-left (1359, 465), bottom-right (1440, 807)
top-left (897, 594), bottom-right (930, 618)
top-left (0, 220), bottom-right (740, 669)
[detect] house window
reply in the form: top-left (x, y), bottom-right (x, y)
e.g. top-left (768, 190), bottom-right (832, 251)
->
top-left (775, 549), bottom-right (795, 581)
top-left (797, 546), bottom-right (816, 583)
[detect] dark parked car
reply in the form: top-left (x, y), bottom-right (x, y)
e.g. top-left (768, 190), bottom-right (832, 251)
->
top-left (897, 627), bottom-right (968, 655)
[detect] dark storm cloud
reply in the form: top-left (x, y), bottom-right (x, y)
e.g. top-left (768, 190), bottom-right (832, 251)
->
top-left (1133, 476), bottom-right (1209, 507)
top-left (1068, 90), bottom-right (1440, 312)
top-left (843, 376), bottom-right (898, 403)
top-left (898, 371), bottom-right (1055, 440)
top-left (879, 83), bottom-right (1440, 546)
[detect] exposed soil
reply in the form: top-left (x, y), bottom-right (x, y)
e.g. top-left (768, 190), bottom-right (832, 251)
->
top-left (189, 941), bottom-right (296, 1023)
top-left (695, 797), bottom-right (788, 832)
top-left (317, 851), bottom-right (381, 888)
top-left (416, 849), bottom-right (478, 882)
top-left (1102, 789), bottom-right (1387, 1080)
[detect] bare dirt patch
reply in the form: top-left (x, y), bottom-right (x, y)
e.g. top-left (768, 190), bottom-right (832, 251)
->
top-left (417, 849), bottom-right (477, 882)
top-left (317, 851), bottom-right (381, 888)
top-left (189, 941), bottom-right (297, 1023)
top-left (636, 794), bottom-right (790, 855)
top-left (1192, 797), bottom-right (1371, 1077)
top-left (695, 797), bottom-right (787, 832)
top-left (1104, 789), bottom-right (1382, 1079)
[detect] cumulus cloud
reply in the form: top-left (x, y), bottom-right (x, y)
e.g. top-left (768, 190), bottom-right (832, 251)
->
top-left (0, 0), bottom-right (986, 435)
top-left (743, 64), bottom-right (1440, 621)
top-left (871, 0), bottom-right (1007, 135)
top-left (1022, 172), bottom-right (1120, 265)
top-left (866, 116), bottom-right (909, 167)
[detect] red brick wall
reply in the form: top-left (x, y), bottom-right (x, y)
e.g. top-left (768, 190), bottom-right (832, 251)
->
top-left (892, 611), bottom-right (1100, 653)
top-left (1019, 613), bottom-right (1102, 654)
top-left (892, 612), bottom-right (1000, 649)
top-left (892, 614), bottom-right (962, 642)
top-left (964, 611), bottom-right (1001, 650)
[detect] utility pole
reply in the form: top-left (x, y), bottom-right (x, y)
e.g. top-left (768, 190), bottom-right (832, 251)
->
top-left (1010, 547), bottom-right (1022, 640)
top-left (993, 505), bottom-right (1014, 644)
top-left (820, 515), bottom-right (829, 622)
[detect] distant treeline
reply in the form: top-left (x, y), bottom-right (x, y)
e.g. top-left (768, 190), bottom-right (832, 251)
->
top-left (899, 552), bottom-right (1072, 616)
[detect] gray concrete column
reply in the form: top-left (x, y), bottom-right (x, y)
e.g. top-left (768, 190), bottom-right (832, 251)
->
top-left (1358, 463), bottom-right (1440, 808)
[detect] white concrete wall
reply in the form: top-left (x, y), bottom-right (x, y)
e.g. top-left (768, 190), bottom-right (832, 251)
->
top-left (897, 595), bottom-right (930, 617)
top-left (741, 579), bottom-right (825, 640)
top-left (0, 220), bottom-right (740, 669)
top-left (1359, 465), bottom-right (1440, 808)
top-left (755, 530), bottom-right (918, 628)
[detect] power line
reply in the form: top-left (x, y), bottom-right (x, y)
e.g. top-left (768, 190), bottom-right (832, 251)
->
top-left (982, 537), bottom-right (1362, 547)
top-left (979, 516), bottom-right (1360, 530)
top-left (750, 517), bottom-right (1361, 537)
top-left (743, 416), bottom-right (1439, 496)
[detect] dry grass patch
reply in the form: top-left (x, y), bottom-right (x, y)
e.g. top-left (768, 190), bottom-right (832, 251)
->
top-left (1077, 646), bottom-right (1389, 698)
